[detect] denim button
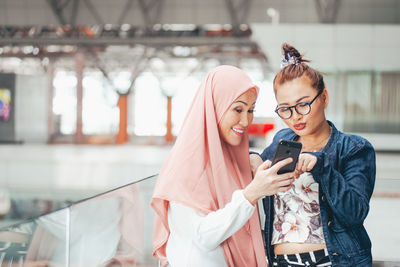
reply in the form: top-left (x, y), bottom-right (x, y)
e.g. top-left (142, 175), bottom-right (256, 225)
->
top-left (332, 252), bottom-right (340, 256)
top-left (327, 220), bottom-right (332, 227)
top-left (321, 194), bottom-right (326, 202)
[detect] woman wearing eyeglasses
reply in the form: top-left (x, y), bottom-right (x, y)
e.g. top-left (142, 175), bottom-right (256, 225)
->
top-left (250, 43), bottom-right (376, 267)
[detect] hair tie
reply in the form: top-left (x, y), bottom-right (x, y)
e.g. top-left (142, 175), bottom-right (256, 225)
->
top-left (280, 53), bottom-right (299, 69)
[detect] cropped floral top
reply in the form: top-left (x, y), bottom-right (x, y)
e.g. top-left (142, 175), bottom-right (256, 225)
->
top-left (271, 171), bottom-right (325, 245)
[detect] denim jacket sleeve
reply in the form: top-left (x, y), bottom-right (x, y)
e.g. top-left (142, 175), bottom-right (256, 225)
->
top-left (309, 138), bottom-right (376, 228)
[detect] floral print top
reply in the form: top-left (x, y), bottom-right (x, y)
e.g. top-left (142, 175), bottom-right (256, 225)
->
top-left (271, 172), bottom-right (325, 245)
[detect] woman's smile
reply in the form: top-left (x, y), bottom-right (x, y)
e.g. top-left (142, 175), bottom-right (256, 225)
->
top-left (232, 127), bottom-right (245, 136)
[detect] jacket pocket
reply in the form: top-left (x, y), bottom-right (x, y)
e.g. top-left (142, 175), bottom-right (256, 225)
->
top-left (330, 224), bottom-right (370, 257)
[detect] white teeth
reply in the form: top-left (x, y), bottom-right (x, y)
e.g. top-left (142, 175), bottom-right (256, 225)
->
top-left (232, 128), bottom-right (244, 134)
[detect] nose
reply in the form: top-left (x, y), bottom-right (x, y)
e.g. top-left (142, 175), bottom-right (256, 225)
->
top-left (239, 113), bottom-right (250, 127)
top-left (291, 108), bottom-right (302, 121)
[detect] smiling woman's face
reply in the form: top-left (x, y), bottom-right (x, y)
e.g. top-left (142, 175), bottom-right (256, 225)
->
top-left (218, 89), bottom-right (257, 146)
top-left (275, 75), bottom-right (328, 137)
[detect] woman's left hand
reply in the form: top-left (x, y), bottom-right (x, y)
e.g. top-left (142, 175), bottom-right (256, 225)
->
top-left (295, 153), bottom-right (317, 178)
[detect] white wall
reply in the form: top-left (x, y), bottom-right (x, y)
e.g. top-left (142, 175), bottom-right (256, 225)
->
top-left (251, 24), bottom-right (400, 72)
top-left (15, 74), bottom-right (48, 143)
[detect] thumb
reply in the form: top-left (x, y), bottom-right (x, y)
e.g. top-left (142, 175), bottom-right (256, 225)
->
top-left (271, 157), bottom-right (293, 173)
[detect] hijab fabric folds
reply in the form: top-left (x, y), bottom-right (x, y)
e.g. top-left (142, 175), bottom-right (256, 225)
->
top-left (151, 65), bottom-right (267, 267)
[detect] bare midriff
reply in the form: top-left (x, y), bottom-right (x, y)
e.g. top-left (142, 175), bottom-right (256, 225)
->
top-left (274, 243), bottom-right (326, 255)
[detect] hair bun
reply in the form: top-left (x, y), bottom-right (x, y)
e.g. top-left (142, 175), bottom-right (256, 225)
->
top-left (275, 43), bottom-right (324, 93)
top-left (282, 43), bottom-right (310, 64)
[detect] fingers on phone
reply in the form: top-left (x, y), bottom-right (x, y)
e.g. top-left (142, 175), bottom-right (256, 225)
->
top-left (272, 158), bottom-right (293, 172)
top-left (278, 181), bottom-right (293, 192)
top-left (278, 177), bottom-right (293, 187)
top-left (281, 171), bottom-right (295, 180)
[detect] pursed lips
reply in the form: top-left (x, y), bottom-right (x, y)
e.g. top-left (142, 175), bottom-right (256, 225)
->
top-left (294, 123), bottom-right (306, 130)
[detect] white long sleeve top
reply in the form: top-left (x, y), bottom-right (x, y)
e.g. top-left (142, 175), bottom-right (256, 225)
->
top-left (165, 189), bottom-right (256, 267)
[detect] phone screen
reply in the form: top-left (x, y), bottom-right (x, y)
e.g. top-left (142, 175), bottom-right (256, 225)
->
top-left (272, 140), bottom-right (302, 174)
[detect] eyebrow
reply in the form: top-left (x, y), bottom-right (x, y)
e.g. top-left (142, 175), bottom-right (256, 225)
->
top-left (278, 95), bottom-right (310, 106)
top-left (234, 100), bottom-right (256, 106)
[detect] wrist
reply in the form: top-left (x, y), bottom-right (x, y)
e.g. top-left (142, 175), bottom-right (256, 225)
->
top-left (243, 185), bottom-right (259, 206)
top-left (308, 152), bottom-right (324, 179)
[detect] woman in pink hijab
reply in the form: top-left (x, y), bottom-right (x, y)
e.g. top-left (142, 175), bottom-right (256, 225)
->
top-left (151, 65), bottom-right (295, 267)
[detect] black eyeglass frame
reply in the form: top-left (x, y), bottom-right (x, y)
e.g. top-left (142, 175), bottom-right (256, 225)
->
top-left (274, 90), bottom-right (323, 119)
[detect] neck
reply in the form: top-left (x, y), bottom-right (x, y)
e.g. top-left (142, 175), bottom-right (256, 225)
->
top-left (299, 120), bottom-right (331, 152)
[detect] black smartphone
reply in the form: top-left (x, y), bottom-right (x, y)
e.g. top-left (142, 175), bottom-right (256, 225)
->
top-left (272, 139), bottom-right (302, 174)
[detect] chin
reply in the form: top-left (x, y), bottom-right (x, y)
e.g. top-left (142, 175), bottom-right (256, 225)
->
top-left (290, 126), bottom-right (309, 136)
top-left (227, 138), bottom-right (242, 146)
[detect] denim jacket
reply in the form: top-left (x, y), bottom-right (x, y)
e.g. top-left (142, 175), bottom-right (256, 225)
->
top-left (259, 121), bottom-right (376, 267)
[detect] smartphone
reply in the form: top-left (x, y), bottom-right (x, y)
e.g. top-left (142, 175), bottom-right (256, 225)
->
top-left (272, 139), bottom-right (302, 174)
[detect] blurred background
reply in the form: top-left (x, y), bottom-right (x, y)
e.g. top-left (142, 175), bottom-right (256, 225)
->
top-left (0, 0), bottom-right (399, 266)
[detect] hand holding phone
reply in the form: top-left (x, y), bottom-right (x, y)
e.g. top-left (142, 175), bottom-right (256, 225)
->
top-left (272, 139), bottom-right (302, 174)
top-left (244, 158), bottom-right (296, 204)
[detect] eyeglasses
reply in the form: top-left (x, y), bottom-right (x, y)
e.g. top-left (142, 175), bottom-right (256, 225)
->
top-left (275, 90), bottom-right (323, 119)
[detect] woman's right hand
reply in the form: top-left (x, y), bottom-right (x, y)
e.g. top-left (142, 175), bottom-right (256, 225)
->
top-left (243, 158), bottom-right (295, 205)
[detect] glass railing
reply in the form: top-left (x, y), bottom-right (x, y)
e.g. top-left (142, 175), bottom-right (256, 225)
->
top-left (0, 175), bottom-right (158, 267)
top-left (1, 173), bottom-right (400, 267)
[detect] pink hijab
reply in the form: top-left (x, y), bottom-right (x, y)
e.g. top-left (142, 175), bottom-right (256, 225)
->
top-left (151, 65), bottom-right (267, 267)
